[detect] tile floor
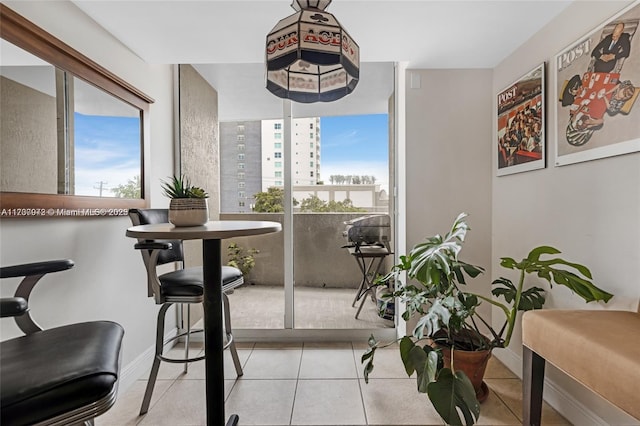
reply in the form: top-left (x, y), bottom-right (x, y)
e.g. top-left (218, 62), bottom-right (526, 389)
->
top-left (228, 285), bottom-right (393, 329)
top-left (96, 342), bottom-right (570, 426)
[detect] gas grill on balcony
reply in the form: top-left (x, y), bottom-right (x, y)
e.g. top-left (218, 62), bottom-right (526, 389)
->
top-left (343, 214), bottom-right (391, 249)
top-left (342, 215), bottom-right (392, 319)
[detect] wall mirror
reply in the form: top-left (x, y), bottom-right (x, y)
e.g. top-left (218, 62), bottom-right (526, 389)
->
top-left (0, 4), bottom-right (153, 218)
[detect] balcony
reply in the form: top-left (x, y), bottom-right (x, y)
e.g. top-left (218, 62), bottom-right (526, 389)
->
top-left (220, 213), bottom-right (394, 330)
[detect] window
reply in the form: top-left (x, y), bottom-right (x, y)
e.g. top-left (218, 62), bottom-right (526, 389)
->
top-left (310, 152), bottom-right (313, 158)
top-left (275, 180), bottom-right (282, 186)
top-left (237, 124), bottom-right (245, 132)
top-left (238, 182), bottom-right (245, 189)
top-left (237, 144), bottom-right (245, 151)
top-left (238, 153), bottom-right (245, 160)
top-left (310, 171), bottom-right (314, 177)
top-left (237, 172), bottom-right (245, 180)
top-left (310, 161), bottom-right (314, 167)
top-left (274, 142), bottom-right (282, 149)
top-left (274, 133), bottom-right (282, 139)
top-left (238, 163), bottom-right (245, 170)
top-left (310, 142), bottom-right (313, 148)
top-left (274, 123), bottom-right (281, 130)
top-left (238, 191), bottom-right (245, 198)
top-left (239, 201), bottom-right (245, 207)
top-left (310, 123), bottom-right (314, 129)
top-left (275, 171), bottom-right (282, 178)
top-left (274, 152), bottom-right (282, 158)
top-left (310, 133), bottom-right (314, 139)
top-left (237, 134), bottom-right (245, 142)
top-left (275, 161), bottom-right (282, 168)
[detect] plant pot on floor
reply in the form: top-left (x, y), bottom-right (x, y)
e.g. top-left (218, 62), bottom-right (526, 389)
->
top-left (432, 328), bottom-right (492, 403)
top-left (169, 198), bottom-right (209, 226)
top-left (438, 345), bottom-right (491, 403)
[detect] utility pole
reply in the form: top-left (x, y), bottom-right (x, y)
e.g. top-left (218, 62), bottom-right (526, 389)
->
top-left (94, 181), bottom-right (108, 197)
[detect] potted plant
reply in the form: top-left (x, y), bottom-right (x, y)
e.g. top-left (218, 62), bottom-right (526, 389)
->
top-left (227, 242), bottom-right (259, 280)
top-left (362, 212), bottom-right (613, 426)
top-left (161, 174), bottom-right (209, 226)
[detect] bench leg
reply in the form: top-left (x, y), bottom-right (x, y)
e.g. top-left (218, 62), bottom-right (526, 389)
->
top-left (523, 346), bottom-right (545, 426)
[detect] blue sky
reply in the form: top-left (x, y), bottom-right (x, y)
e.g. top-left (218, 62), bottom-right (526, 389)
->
top-left (319, 114), bottom-right (389, 187)
top-left (71, 112), bottom-right (389, 196)
top-left (74, 113), bottom-right (141, 196)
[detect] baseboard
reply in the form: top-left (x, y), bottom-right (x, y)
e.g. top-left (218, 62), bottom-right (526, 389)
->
top-left (493, 348), bottom-right (610, 426)
top-left (117, 327), bottom-right (178, 394)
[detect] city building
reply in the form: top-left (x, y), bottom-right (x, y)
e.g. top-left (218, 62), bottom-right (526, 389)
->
top-left (219, 121), bottom-right (262, 213)
top-left (261, 117), bottom-right (321, 190)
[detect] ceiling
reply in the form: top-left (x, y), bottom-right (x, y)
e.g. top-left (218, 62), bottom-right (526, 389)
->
top-left (70, 0), bottom-right (573, 120)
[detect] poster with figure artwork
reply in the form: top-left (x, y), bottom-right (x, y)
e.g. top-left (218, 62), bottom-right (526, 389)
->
top-left (554, 0), bottom-right (640, 166)
top-left (497, 63), bottom-right (545, 176)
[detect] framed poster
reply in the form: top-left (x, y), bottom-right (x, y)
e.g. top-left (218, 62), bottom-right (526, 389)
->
top-left (497, 63), bottom-right (545, 176)
top-left (554, 0), bottom-right (640, 166)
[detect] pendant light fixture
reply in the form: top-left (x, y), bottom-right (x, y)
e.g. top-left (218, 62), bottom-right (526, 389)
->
top-left (265, 0), bottom-right (359, 103)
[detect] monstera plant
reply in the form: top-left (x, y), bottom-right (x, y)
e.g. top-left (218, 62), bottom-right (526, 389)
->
top-left (362, 213), bottom-right (613, 426)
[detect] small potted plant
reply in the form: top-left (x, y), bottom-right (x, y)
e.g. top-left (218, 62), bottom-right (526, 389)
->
top-left (362, 212), bottom-right (613, 426)
top-left (161, 174), bottom-right (209, 226)
top-left (227, 242), bottom-right (259, 281)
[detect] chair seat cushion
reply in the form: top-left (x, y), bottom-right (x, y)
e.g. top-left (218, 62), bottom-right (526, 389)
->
top-left (159, 266), bottom-right (244, 297)
top-left (522, 310), bottom-right (640, 420)
top-left (1, 321), bottom-right (124, 425)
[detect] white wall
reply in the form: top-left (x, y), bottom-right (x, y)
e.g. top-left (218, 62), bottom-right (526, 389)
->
top-left (0, 1), bottom-right (175, 387)
top-left (405, 69), bottom-right (494, 325)
top-left (492, 1), bottom-right (640, 424)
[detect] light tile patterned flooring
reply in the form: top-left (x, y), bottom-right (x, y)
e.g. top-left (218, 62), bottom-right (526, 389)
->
top-left (96, 342), bottom-right (571, 426)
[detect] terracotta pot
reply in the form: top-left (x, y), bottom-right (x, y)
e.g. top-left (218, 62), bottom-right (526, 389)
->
top-left (169, 198), bottom-right (209, 226)
top-left (439, 344), bottom-right (492, 403)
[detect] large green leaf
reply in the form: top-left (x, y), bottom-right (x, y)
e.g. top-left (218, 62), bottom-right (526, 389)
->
top-left (399, 336), bottom-right (416, 376)
top-left (408, 346), bottom-right (429, 392)
top-left (526, 245), bottom-right (561, 262)
top-left (427, 368), bottom-right (480, 426)
top-left (492, 277), bottom-right (546, 311)
top-left (501, 246), bottom-right (613, 304)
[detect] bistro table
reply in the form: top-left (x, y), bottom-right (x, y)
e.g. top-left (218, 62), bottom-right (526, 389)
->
top-left (126, 220), bottom-right (281, 426)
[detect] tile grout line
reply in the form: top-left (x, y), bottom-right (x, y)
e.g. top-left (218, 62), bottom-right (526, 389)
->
top-left (351, 342), bottom-right (371, 426)
top-left (487, 377), bottom-right (524, 424)
top-left (288, 342), bottom-right (307, 425)
top-left (224, 343), bottom-right (255, 404)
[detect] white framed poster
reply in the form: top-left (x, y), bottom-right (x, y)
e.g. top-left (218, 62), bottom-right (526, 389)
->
top-left (554, 0), bottom-right (640, 166)
top-left (497, 63), bottom-right (545, 176)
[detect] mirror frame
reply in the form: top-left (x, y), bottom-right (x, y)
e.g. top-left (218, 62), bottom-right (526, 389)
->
top-left (0, 4), bottom-right (153, 218)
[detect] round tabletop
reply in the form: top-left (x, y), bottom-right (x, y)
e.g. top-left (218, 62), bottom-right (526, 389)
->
top-left (126, 220), bottom-right (282, 240)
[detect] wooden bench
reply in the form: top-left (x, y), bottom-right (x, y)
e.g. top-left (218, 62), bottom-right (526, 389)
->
top-left (522, 309), bottom-right (640, 426)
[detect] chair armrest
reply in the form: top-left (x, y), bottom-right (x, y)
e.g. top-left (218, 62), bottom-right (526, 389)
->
top-left (0, 260), bottom-right (74, 279)
top-left (133, 242), bottom-right (172, 303)
top-left (134, 241), bottom-right (172, 251)
top-left (0, 297), bottom-right (28, 318)
top-left (1, 259), bottom-right (74, 334)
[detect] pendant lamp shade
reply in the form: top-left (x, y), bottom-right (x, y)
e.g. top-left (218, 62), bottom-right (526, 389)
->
top-left (265, 0), bottom-right (359, 103)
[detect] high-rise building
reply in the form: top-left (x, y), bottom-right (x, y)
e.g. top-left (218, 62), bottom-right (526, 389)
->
top-left (220, 118), bottom-right (321, 212)
top-left (261, 117), bottom-right (320, 191)
top-left (219, 121), bottom-right (262, 213)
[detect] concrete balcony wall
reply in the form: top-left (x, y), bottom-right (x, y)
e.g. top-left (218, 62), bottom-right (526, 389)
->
top-left (220, 213), bottom-right (392, 289)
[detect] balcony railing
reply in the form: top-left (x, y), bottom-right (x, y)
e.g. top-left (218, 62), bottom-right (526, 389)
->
top-left (220, 213), bottom-right (392, 289)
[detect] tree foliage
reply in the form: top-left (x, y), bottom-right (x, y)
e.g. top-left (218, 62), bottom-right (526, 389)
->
top-left (111, 175), bottom-right (141, 198)
top-left (253, 188), bottom-right (366, 213)
top-left (252, 187), bottom-right (299, 212)
top-left (299, 195), bottom-right (366, 212)
top-left (253, 187), bottom-right (285, 212)
top-left (328, 174), bottom-right (377, 185)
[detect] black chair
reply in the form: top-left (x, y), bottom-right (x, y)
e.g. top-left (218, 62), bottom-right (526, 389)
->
top-left (128, 208), bottom-right (244, 415)
top-left (0, 259), bottom-right (124, 426)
